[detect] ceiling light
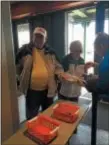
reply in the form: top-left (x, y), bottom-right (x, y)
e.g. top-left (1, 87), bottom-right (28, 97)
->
top-left (72, 10), bottom-right (88, 18)
top-left (87, 9), bottom-right (96, 13)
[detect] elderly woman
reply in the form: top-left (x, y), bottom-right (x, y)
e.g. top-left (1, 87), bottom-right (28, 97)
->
top-left (59, 40), bottom-right (85, 102)
top-left (16, 27), bottom-right (64, 120)
top-left (58, 40), bottom-right (85, 134)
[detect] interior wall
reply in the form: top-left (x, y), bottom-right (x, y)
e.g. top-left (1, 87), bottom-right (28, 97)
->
top-left (1, 1), bottom-right (19, 142)
top-left (30, 11), bottom-right (66, 60)
top-left (51, 12), bottom-right (65, 59)
top-left (1, 23), bottom-right (13, 142)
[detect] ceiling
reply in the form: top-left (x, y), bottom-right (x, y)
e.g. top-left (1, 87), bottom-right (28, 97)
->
top-left (69, 6), bottom-right (96, 21)
top-left (10, 1), bottom-right (20, 4)
top-left (69, 5), bottom-right (109, 22)
top-left (10, 1), bottom-right (95, 20)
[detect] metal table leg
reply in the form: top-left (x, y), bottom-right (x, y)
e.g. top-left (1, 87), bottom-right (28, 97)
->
top-left (91, 92), bottom-right (98, 145)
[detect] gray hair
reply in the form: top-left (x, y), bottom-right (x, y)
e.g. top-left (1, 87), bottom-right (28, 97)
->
top-left (94, 32), bottom-right (109, 48)
top-left (70, 40), bottom-right (82, 53)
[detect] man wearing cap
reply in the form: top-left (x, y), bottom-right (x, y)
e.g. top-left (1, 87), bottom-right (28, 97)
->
top-left (16, 27), bottom-right (63, 120)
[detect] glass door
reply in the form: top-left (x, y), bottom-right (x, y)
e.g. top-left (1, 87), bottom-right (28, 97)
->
top-left (67, 6), bottom-right (96, 96)
top-left (85, 21), bottom-right (95, 74)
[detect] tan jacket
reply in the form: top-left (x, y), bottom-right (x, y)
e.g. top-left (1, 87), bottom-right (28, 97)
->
top-left (16, 44), bottom-right (63, 97)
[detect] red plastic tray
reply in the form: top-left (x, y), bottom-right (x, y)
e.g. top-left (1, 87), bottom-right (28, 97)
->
top-left (52, 102), bottom-right (80, 123)
top-left (26, 115), bottom-right (60, 144)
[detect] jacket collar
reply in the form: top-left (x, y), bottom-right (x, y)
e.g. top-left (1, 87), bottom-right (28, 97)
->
top-left (28, 42), bottom-right (54, 55)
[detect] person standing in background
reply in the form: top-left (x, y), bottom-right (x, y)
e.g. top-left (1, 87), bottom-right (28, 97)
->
top-left (16, 27), bottom-right (63, 120)
top-left (58, 40), bottom-right (86, 134)
top-left (59, 40), bottom-right (85, 102)
top-left (85, 32), bottom-right (109, 94)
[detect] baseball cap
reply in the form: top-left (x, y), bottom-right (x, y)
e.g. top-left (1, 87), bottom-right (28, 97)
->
top-left (33, 27), bottom-right (47, 38)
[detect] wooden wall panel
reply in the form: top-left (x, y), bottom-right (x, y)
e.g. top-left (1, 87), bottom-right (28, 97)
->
top-left (11, 1), bottom-right (94, 20)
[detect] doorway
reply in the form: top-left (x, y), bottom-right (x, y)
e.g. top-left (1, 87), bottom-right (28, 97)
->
top-left (67, 6), bottom-right (96, 96)
top-left (67, 6), bottom-right (109, 96)
top-left (67, 6), bottom-right (109, 68)
top-left (17, 23), bottom-right (30, 123)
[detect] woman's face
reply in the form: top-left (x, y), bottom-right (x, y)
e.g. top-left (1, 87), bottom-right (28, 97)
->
top-left (33, 34), bottom-right (46, 49)
top-left (70, 46), bottom-right (82, 59)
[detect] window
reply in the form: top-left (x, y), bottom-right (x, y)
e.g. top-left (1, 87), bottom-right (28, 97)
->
top-left (85, 21), bottom-right (95, 62)
top-left (104, 19), bottom-right (109, 34)
top-left (17, 23), bottom-right (30, 48)
top-left (85, 21), bottom-right (95, 74)
top-left (73, 23), bottom-right (84, 45)
top-left (67, 7), bottom-right (109, 73)
top-left (68, 22), bottom-right (73, 53)
top-left (17, 24), bottom-right (30, 123)
top-left (67, 9), bottom-right (95, 68)
top-left (104, 8), bottom-right (109, 34)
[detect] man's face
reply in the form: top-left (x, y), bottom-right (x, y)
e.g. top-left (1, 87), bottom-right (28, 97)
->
top-left (33, 33), bottom-right (46, 49)
top-left (94, 43), bottom-right (105, 57)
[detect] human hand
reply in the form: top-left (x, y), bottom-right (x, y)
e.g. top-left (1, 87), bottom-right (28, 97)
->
top-left (59, 72), bottom-right (73, 83)
top-left (85, 61), bottom-right (98, 70)
top-left (87, 74), bottom-right (98, 80)
top-left (84, 74), bottom-right (98, 92)
top-left (60, 73), bottom-right (86, 86)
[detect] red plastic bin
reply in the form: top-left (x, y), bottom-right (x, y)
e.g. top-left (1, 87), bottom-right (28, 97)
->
top-left (26, 115), bottom-right (60, 144)
top-left (52, 102), bottom-right (80, 123)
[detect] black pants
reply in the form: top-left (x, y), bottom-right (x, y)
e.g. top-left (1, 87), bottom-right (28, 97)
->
top-left (58, 94), bottom-right (79, 102)
top-left (26, 89), bottom-right (53, 120)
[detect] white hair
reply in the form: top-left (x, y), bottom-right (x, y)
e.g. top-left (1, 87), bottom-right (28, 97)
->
top-left (70, 40), bottom-right (82, 53)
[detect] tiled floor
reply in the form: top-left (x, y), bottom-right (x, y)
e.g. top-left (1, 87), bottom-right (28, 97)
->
top-left (20, 122), bottom-right (109, 145)
top-left (70, 123), bottom-right (109, 145)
